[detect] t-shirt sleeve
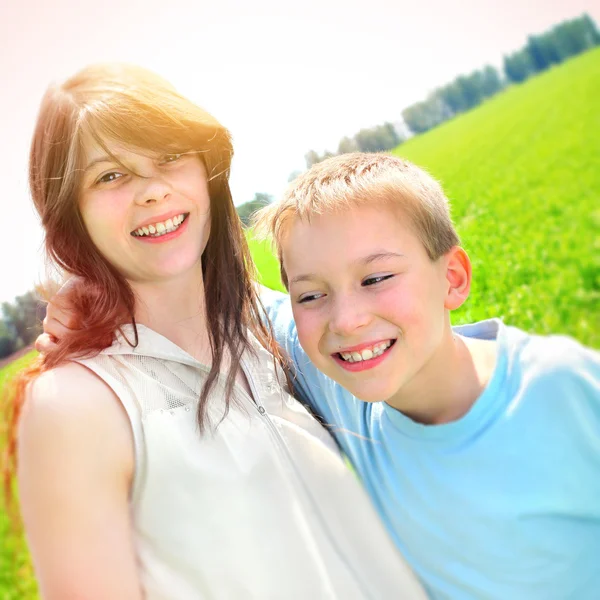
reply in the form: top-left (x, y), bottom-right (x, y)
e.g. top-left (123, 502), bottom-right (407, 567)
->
top-left (523, 334), bottom-right (600, 461)
top-left (567, 341), bottom-right (600, 419)
top-left (555, 341), bottom-right (600, 501)
top-left (258, 285), bottom-right (339, 423)
top-left (533, 336), bottom-right (600, 404)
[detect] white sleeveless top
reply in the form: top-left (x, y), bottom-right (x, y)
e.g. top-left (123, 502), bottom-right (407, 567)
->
top-left (77, 325), bottom-right (426, 599)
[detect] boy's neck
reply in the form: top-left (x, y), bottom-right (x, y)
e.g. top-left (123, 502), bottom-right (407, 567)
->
top-left (386, 328), bottom-right (498, 426)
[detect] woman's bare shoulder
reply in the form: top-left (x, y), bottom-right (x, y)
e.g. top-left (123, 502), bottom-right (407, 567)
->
top-left (26, 361), bottom-right (125, 419)
top-left (20, 361), bottom-right (134, 478)
top-left (18, 362), bottom-right (141, 599)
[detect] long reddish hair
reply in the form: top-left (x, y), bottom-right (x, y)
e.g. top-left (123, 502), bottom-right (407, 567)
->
top-left (3, 63), bottom-right (283, 512)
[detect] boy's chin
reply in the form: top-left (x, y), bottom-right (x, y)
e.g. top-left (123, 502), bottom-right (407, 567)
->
top-left (315, 362), bottom-right (396, 404)
top-left (351, 390), bottom-right (392, 404)
top-left (331, 377), bottom-right (395, 404)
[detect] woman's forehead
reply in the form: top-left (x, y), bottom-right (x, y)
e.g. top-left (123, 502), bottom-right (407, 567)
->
top-left (81, 134), bottom-right (157, 165)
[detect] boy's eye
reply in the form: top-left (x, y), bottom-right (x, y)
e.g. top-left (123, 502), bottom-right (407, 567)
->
top-left (297, 292), bottom-right (325, 304)
top-left (96, 171), bottom-right (124, 184)
top-left (362, 274), bottom-right (394, 287)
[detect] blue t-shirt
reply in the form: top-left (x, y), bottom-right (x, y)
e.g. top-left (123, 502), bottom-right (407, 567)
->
top-left (262, 289), bottom-right (600, 600)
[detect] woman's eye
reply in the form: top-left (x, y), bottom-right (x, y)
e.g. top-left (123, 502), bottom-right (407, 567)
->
top-left (161, 153), bottom-right (182, 164)
top-left (97, 171), bottom-right (123, 184)
top-left (362, 274), bottom-right (394, 287)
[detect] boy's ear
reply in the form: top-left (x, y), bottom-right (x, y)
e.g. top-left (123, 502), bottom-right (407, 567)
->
top-left (443, 246), bottom-right (471, 310)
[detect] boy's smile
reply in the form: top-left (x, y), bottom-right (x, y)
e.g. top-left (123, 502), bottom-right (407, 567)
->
top-left (282, 203), bottom-right (470, 415)
top-left (332, 338), bottom-right (396, 372)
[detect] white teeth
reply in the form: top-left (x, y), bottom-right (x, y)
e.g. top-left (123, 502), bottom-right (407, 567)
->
top-left (132, 214), bottom-right (187, 237)
top-left (339, 340), bottom-right (393, 363)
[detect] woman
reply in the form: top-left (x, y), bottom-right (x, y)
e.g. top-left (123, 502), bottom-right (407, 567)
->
top-left (5, 64), bottom-right (425, 599)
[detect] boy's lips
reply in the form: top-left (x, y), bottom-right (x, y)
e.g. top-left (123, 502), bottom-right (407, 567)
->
top-left (334, 339), bottom-right (395, 354)
top-left (331, 338), bottom-right (396, 373)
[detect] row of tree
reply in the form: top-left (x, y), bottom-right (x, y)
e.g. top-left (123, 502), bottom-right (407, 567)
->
top-left (235, 14), bottom-right (598, 226)
top-left (235, 121), bottom-right (405, 222)
top-left (503, 14), bottom-right (599, 84)
top-left (304, 122), bottom-right (405, 169)
top-left (298, 13), bottom-right (599, 156)
top-left (0, 291), bottom-right (44, 359)
top-left (403, 14), bottom-right (599, 134)
top-left (236, 193), bottom-right (274, 227)
top-left (402, 65), bottom-right (504, 134)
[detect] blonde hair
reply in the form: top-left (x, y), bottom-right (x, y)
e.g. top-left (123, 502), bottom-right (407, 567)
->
top-left (253, 152), bottom-right (460, 287)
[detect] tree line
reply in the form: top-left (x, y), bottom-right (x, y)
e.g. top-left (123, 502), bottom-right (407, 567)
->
top-left (0, 290), bottom-right (44, 359)
top-left (302, 13), bottom-right (599, 159)
top-left (234, 13), bottom-right (598, 225)
top-left (304, 122), bottom-right (406, 169)
top-left (403, 13), bottom-right (599, 134)
top-left (504, 13), bottom-right (600, 84)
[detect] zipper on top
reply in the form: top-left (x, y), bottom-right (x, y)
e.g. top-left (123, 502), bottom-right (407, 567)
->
top-left (239, 354), bottom-right (374, 599)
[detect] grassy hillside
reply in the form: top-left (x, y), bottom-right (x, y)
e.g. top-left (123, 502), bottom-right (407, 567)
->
top-left (0, 352), bottom-right (38, 599)
top-left (250, 48), bottom-right (600, 347)
top-left (247, 232), bottom-right (286, 293)
top-left (391, 47), bottom-right (600, 347)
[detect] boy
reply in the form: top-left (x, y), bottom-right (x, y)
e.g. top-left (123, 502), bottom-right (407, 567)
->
top-left (253, 153), bottom-right (600, 599)
top-left (40, 153), bottom-right (600, 598)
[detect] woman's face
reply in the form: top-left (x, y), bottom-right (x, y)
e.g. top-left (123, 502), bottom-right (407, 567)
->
top-left (78, 137), bottom-right (211, 285)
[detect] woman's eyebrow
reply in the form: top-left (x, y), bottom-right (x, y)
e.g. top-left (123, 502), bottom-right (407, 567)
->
top-left (84, 156), bottom-right (112, 171)
top-left (84, 154), bottom-right (126, 172)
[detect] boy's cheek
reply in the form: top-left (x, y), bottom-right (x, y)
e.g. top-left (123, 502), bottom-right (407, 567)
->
top-left (294, 312), bottom-right (324, 362)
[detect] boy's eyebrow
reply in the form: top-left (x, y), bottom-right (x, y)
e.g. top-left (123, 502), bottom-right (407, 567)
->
top-left (361, 251), bottom-right (406, 265)
top-left (289, 273), bottom-right (319, 286)
top-left (288, 252), bottom-right (406, 286)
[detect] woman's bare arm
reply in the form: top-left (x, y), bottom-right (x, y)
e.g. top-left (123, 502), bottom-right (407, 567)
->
top-left (18, 362), bottom-right (142, 599)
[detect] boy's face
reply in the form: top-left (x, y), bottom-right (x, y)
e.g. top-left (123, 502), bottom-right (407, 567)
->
top-left (282, 204), bottom-right (459, 406)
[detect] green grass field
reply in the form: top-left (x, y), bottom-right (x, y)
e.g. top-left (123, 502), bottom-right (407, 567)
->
top-left (0, 352), bottom-right (38, 599)
top-left (250, 47), bottom-right (600, 348)
top-left (390, 47), bottom-right (600, 347)
top-left (1, 48), bottom-right (599, 595)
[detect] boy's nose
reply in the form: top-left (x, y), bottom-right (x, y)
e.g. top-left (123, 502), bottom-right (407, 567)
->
top-left (328, 296), bottom-right (371, 336)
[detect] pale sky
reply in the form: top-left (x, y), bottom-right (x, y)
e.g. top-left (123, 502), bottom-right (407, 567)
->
top-left (1, 0), bottom-right (598, 304)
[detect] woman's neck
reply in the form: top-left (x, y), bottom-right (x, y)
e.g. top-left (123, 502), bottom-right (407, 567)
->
top-left (129, 266), bottom-right (212, 363)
